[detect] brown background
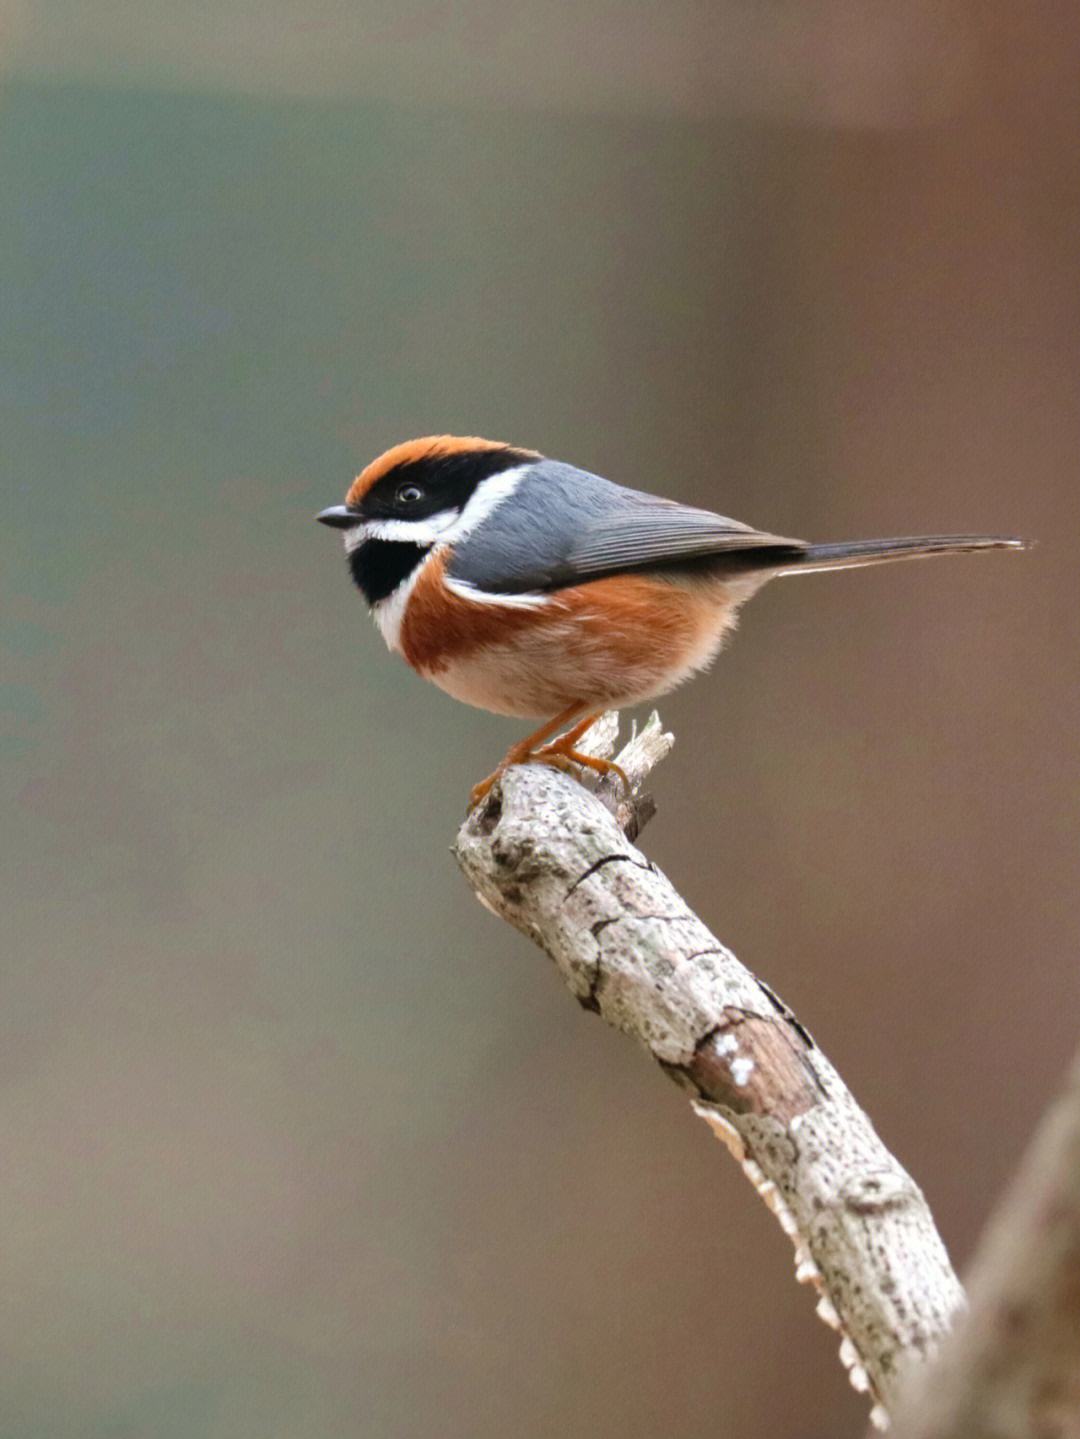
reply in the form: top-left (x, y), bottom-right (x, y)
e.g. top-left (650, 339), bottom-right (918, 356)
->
top-left (1, 3), bottom-right (1078, 1435)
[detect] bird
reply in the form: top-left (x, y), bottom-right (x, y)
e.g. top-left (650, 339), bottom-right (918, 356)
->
top-left (317, 435), bottom-right (1023, 809)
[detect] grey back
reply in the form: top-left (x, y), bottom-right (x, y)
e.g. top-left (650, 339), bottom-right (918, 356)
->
top-left (447, 460), bottom-right (801, 594)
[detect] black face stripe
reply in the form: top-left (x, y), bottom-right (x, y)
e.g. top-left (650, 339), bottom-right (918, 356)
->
top-left (358, 446), bottom-right (535, 523)
top-left (349, 539), bottom-right (430, 605)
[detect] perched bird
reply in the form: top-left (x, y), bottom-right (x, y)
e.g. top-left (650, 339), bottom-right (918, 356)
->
top-left (317, 435), bottom-right (1022, 808)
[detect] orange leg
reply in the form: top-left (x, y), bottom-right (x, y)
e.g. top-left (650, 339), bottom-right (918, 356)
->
top-left (533, 716), bottom-right (629, 794)
top-left (468, 703), bottom-right (584, 811)
top-left (468, 706), bottom-right (629, 811)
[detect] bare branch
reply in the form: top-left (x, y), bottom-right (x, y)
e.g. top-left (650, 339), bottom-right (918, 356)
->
top-left (890, 1045), bottom-right (1080, 1439)
top-left (453, 714), bottom-right (964, 1425)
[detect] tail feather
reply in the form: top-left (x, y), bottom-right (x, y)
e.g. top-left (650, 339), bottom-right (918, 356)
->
top-left (773, 533), bottom-right (1025, 576)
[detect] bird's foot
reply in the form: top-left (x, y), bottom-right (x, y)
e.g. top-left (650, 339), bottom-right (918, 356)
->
top-left (531, 739), bottom-right (630, 794)
top-left (467, 747), bottom-right (629, 813)
top-left (466, 732), bottom-right (539, 812)
top-left (466, 708), bottom-right (627, 813)
top-left (467, 766), bottom-right (506, 812)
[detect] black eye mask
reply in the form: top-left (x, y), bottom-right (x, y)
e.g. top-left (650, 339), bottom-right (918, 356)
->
top-left (359, 447), bottom-right (533, 522)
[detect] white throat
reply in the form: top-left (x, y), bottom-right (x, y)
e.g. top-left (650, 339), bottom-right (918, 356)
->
top-left (372, 559), bottom-right (432, 652)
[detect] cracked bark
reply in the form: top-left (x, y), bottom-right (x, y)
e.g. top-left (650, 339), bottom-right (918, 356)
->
top-left (453, 713), bottom-right (965, 1426)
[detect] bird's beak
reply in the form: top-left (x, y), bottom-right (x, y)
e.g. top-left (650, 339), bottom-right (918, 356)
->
top-left (316, 505), bottom-right (362, 530)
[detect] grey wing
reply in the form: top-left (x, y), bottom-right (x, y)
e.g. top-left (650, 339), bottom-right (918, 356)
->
top-left (448, 459), bottom-right (806, 595)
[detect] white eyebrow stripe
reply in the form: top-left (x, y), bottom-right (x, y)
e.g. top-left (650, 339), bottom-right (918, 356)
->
top-left (443, 576), bottom-right (552, 609)
top-left (442, 464), bottom-right (534, 541)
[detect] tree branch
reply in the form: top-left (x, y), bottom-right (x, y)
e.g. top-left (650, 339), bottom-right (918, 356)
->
top-left (889, 1042), bottom-right (1080, 1439)
top-left (453, 714), bottom-right (965, 1426)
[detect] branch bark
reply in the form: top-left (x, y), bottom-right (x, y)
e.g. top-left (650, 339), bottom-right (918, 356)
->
top-left (889, 1043), bottom-right (1080, 1439)
top-left (453, 714), bottom-right (965, 1426)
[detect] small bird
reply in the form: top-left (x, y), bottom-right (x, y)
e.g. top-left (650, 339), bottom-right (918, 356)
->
top-left (317, 435), bottom-right (1022, 808)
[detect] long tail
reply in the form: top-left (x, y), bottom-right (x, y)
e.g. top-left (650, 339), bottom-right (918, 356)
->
top-left (773, 533), bottom-right (1025, 576)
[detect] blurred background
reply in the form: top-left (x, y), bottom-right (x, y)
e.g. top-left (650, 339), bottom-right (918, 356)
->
top-left (2, 2), bottom-right (1078, 1435)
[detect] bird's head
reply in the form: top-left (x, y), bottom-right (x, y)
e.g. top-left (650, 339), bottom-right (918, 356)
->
top-left (316, 434), bottom-right (539, 605)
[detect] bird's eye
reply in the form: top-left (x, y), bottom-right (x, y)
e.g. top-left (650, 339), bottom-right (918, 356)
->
top-left (396, 482), bottom-right (424, 506)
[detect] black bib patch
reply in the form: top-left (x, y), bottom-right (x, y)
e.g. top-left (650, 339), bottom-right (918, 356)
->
top-left (349, 540), bottom-right (430, 606)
